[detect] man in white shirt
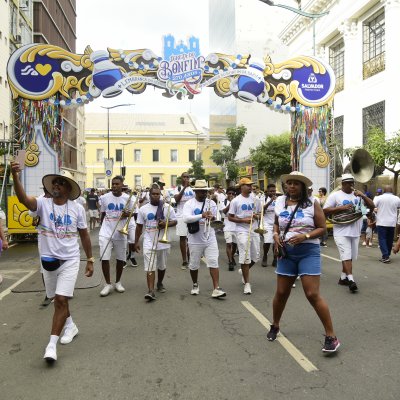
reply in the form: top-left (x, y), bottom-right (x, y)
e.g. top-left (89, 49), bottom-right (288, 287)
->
top-left (11, 162), bottom-right (94, 363)
top-left (221, 187), bottom-right (237, 271)
top-left (374, 185), bottom-right (400, 263)
top-left (99, 176), bottom-right (133, 297)
top-left (174, 172), bottom-right (195, 269)
top-left (324, 174), bottom-right (374, 293)
top-left (262, 184), bottom-right (277, 267)
top-left (134, 186), bottom-right (177, 301)
top-left (183, 180), bottom-right (226, 298)
top-left (228, 178), bottom-right (261, 295)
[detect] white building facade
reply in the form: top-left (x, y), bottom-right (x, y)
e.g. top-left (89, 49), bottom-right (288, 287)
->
top-left (280, 0), bottom-right (399, 152)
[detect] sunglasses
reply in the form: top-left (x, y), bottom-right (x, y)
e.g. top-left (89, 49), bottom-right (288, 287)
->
top-left (52, 178), bottom-right (67, 186)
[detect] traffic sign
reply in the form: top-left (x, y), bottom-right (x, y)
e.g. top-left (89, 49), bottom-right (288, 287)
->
top-left (105, 169), bottom-right (112, 177)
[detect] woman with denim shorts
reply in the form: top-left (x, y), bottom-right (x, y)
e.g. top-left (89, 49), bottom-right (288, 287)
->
top-left (267, 171), bottom-right (340, 353)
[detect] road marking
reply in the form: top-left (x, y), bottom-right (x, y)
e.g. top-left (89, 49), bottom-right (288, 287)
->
top-left (241, 301), bottom-right (318, 373)
top-left (0, 270), bottom-right (37, 301)
top-left (321, 253), bottom-right (341, 262)
top-left (8, 243), bottom-right (18, 249)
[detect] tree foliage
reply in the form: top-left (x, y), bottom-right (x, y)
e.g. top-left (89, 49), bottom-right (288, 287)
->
top-left (250, 132), bottom-right (292, 179)
top-left (188, 159), bottom-right (206, 180)
top-left (210, 125), bottom-right (247, 182)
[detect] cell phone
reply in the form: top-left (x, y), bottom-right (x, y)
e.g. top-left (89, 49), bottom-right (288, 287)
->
top-left (14, 149), bottom-right (26, 169)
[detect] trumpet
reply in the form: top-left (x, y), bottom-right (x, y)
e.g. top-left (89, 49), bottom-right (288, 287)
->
top-left (100, 191), bottom-right (134, 261)
top-left (254, 197), bottom-right (266, 234)
top-left (118, 187), bottom-right (142, 235)
top-left (204, 195), bottom-right (215, 239)
top-left (159, 201), bottom-right (171, 244)
top-left (210, 205), bottom-right (225, 229)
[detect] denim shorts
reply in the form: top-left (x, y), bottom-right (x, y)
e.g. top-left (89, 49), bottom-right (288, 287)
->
top-left (276, 243), bottom-right (321, 277)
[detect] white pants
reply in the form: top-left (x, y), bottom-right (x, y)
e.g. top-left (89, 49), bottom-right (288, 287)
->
top-left (188, 242), bottom-right (219, 270)
top-left (99, 236), bottom-right (127, 261)
top-left (236, 232), bottom-right (260, 264)
top-left (143, 248), bottom-right (169, 272)
top-left (42, 258), bottom-right (80, 299)
top-left (176, 217), bottom-right (188, 237)
top-left (334, 236), bottom-right (359, 261)
top-left (262, 225), bottom-right (274, 244)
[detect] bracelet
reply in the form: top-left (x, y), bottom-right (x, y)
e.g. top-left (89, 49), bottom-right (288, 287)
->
top-left (273, 232), bottom-right (279, 236)
top-left (87, 257), bottom-right (95, 263)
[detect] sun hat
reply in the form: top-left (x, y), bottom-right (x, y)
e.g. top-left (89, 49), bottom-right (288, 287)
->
top-left (341, 173), bottom-right (355, 183)
top-left (42, 170), bottom-right (81, 200)
top-left (192, 179), bottom-right (210, 191)
top-left (238, 177), bottom-right (254, 186)
top-left (281, 171), bottom-right (313, 188)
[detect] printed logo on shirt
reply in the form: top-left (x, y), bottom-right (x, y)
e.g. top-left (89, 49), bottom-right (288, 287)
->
top-left (107, 203), bottom-right (125, 211)
top-left (50, 213), bottom-right (72, 226)
top-left (147, 212), bottom-right (156, 220)
top-left (194, 208), bottom-right (202, 215)
top-left (241, 203), bottom-right (254, 210)
top-left (342, 199), bottom-right (358, 206)
top-left (279, 209), bottom-right (305, 220)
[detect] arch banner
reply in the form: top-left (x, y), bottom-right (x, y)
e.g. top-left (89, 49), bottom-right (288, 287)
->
top-left (7, 41), bottom-right (335, 112)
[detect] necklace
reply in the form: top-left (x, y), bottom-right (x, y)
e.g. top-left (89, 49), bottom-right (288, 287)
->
top-left (289, 197), bottom-right (300, 201)
top-left (51, 200), bottom-right (69, 239)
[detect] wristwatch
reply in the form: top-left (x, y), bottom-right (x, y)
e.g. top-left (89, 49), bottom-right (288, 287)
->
top-left (87, 257), bottom-right (95, 263)
top-left (305, 234), bottom-right (311, 240)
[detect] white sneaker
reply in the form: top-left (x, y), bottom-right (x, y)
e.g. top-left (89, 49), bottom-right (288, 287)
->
top-left (212, 287), bottom-right (226, 298)
top-left (292, 283), bottom-right (296, 288)
top-left (43, 344), bottom-right (57, 362)
top-left (244, 282), bottom-right (252, 294)
top-left (191, 283), bottom-right (200, 295)
top-left (60, 323), bottom-right (79, 345)
top-left (100, 283), bottom-right (113, 297)
top-left (115, 281), bottom-right (125, 293)
top-left (238, 268), bottom-right (245, 284)
top-left (362, 241), bottom-right (366, 246)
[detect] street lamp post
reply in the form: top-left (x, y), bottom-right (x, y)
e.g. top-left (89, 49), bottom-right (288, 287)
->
top-left (259, 0), bottom-right (329, 55)
top-left (119, 140), bottom-right (136, 179)
top-left (101, 103), bottom-right (134, 188)
top-left (187, 131), bottom-right (202, 160)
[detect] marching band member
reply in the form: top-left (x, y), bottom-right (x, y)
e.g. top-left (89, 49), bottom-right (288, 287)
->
top-left (222, 187), bottom-right (237, 271)
top-left (228, 178), bottom-right (261, 294)
top-left (174, 172), bottom-right (195, 269)
top-left (323, 174), bottom-right (374, 293)
top-left (183, 180), bottom-right (226, 298)
top-left (99, 176), bottom-right (134, 297)
top-left (133, 186), bottom-right (177, 301)
top-left (262, 184), bottom-right (278, 267)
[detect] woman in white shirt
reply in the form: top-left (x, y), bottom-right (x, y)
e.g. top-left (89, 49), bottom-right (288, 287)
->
top-left (267, 171), bottom-right (340, 353)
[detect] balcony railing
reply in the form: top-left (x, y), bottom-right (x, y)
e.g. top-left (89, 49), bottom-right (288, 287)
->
top-left (363, 52), bottom-right (385, 79)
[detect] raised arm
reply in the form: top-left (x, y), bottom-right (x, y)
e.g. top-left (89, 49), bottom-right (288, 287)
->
top-left (10, 161), bottom-right (37, 211)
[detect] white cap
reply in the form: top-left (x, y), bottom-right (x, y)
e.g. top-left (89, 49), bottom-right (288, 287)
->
top-left (341, 173), bottom-right (355, 182)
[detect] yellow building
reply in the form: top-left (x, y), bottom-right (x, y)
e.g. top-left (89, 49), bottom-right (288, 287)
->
top-left (85, 113), bottom-right (222, 189)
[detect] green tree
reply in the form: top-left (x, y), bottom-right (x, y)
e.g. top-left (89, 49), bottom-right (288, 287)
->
top-left (250, 132), bottom-right (292, 179)
top-left (188, 159), bottom-right (205, 180)
top-left (210, 125), bottom-right (247, 183)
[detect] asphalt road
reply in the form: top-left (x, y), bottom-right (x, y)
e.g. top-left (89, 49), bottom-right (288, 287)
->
top-left (0, 228), bottom-right (399, 400)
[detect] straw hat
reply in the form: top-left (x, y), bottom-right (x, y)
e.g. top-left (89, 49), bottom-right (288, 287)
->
top-left (281, 171), bottom-right (313, 188)
top-left (192, 179), bottom-right (209, 191)
top-left (238, 177), bottom-right (254, 186)
top-left (341, 173), bottom-right (355, 183)
top-left (42, 170), bottom-right (81, 200)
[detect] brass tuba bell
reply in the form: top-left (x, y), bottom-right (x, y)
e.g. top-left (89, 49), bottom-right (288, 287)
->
top-left (349, 148), bottom-right (375, 184)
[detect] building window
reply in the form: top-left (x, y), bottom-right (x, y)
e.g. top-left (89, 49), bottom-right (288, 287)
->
top-left (188, 149), bottom-right (195, 162)
top-left (134, 149), bottom-right (141, 162)
top-left (96, 149), bottom-right (104, 162)
top-left (363, 9), bottom-right (385, 79)
top-left (334, 116), bottom-right (344, 177)
top-left (153, 149), bottom-right (159, 162)
top-left (362, 101), bottom-right (385, 144)
top-left (180, 117), bottom-right (185, 124)
top-left (116, 149), bottom-right (122, 162)
top-left (329, 40), bottom-right (344, 92)
top-left (171, 175), bottom-right (177, 187)
top-left (152, 176), bottom-right (160, 183)
top-left (95, 176), bottom-right (106, 189)
top-left (170, 149), bottom-right (178, 162)
top-left (134, 175), bottom-right (141, 188)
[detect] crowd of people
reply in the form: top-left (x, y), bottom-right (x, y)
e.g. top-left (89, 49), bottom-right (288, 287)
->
top-left (5, 161), bottom-right (400, 362)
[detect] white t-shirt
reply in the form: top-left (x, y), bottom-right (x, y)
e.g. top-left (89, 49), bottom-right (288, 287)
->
top-left (229, 194), bottom-right (260, 233)
top-left (222, 200), bottom-right (236, 232)
top-left (75, 196), bottom-right (86, 208)
top-left (374, 193), bottom-right (400, 227)
top-left (275, 196), bottom-right (319, 244)
top-left (36, 197), bottom-right (87, 259)
top-left (174, 186), bottom-right (195, 217)
top-left (324, 190), bottom-right (362, 237)
top-left (183, 198), bottom-right (217, 245)
top-left (136, 202), bottom-right (176, 250)
top-left (99, 192), bottom-right (133, 240)
top-left (263, 196), bottom-right (276, 227)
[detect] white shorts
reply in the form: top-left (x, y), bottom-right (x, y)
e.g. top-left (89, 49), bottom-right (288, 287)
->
top-left (263, 226), bottom-right (274, 244)
top-left (224, 231), bottom-right (237, 244)
top-left (99, 236), bottom-right (127, 261)
top-left (189, 242), bottom-right (219, 270)
top-left (236, 232), bottom-right (260, 264)
top-left (42, 258), bottom-right (80, 299)
top-left (176, 217), bottom-right (188, 237)
top-left (88, 209), bottom-right (99, 218)
top-left (334, 236), bottom-right (359, 261)
top-left (143, 248), bottom-right (169, 272)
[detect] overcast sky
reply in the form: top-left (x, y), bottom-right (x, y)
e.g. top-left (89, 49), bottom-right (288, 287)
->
top-left (76, 0), bottom-right (295, 128)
